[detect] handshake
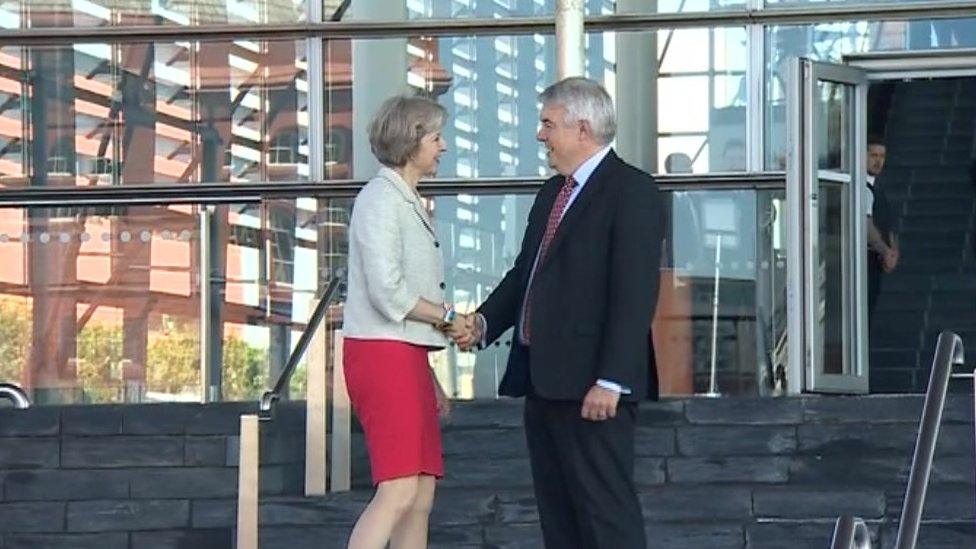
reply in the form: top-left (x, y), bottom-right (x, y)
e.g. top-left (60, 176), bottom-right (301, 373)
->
top-left (436, 311), bottom-right (483, 352)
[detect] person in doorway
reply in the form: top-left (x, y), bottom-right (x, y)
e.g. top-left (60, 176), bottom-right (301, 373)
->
top-left (453, 77), bottom-right (664, 549)
top-left (866, 136), bottom-right (899, 323)
top-left (342, 94), bottom-right (465, 549)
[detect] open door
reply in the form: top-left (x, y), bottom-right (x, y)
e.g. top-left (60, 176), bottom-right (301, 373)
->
top-left (787, 58), bottom-right (869, 394)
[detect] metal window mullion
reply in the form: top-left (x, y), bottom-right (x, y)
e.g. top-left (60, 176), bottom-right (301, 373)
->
top-left (199, 205), bottom-right (213, 402)
top-left (785, 57), bottom-right (805, 395)
top-left (746, 0), bottom-right (764, 171)
top-left (852, 74), bottom-right (868, 383)
top-left (6, 2), bottom-right (976, 45)
top-left (802, 61), bottom-right (818, 392)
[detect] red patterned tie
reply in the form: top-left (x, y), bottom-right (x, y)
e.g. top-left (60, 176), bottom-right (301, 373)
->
top-left (521, 175), bottom-right (577, 343)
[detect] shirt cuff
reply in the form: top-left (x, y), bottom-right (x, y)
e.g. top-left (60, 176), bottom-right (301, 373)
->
top-left (596, 379), bottom-right (631, 395)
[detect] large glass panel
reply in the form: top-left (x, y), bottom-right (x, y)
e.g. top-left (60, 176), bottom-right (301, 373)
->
top-left (407, 0), bottom-right (553, 19)
top-left (347, 30), bottom-right (725, 179)
top-left (0, 182), bottom-right (787, 403)
top-left (344, 33), bottom-right (569, 179)
top-left (0, 204), bottom-right (202, 404)
top-left (0, 40), bottom-right (308, 187)
top-left (817, 179), bottom-right (847, 376)
top-left (766, 17), bottom-right (976, 169)
top-left (221, 197), bottom-right (347, 401)
top-left (656, 27), bottom-right (748, 174)
top-left (627, 0), bottom-right (747, 14)
top-left (813, 80), bottom-right (851, 377)
top-left (0, 0), bottom-right (309, 28)
top-left (662, 186), bottom-right (787, 396)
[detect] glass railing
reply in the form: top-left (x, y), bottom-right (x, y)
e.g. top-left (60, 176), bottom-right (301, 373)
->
top-left (0, 173), bottom-right (786, 404)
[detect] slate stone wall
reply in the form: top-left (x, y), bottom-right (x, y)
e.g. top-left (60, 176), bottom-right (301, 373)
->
top-left (0, 396), bottom-right (973, 549)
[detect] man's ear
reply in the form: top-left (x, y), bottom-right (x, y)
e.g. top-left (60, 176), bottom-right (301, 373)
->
top-left (578, 119), bottom-right (593, 142)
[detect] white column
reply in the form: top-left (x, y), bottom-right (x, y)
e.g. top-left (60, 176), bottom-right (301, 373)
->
top-left (747, 0), bottom-right (766, 171)
top-left (614, 1), bottom-right (657, 173)
top-left (556, 0), bottom-right (585, 79)
top-left (351, 0), bottom-right (408, 178)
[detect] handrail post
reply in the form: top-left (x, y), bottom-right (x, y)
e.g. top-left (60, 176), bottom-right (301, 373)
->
top-left (305, 317), bottom-right (328, 496)
top-left (830, 515), bottom-right (872, 549)
top-left (894, 331), bottom-right (964, 549)
top-left (0, 383), bottom-right (31, 409)
top-left (236, 414), bottom-right (260, 549)
top-left (330, 329), bottom-right (352, 492)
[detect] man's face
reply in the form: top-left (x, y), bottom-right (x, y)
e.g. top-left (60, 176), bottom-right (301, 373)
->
top-left (867, 144), bottom-right (886, 176)
top-left (537, 103), bottom-right (585, 175)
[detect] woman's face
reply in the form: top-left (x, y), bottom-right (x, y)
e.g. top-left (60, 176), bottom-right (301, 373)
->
top-left (409, 129), bottom-right (447, 177)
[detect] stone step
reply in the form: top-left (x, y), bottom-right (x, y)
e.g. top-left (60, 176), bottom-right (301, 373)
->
top-left (897, 231), bottom-right (967, 249)
top-left (905, 198), bottom-right (974, 216)
top-left (929, 290), bottom-right (976, 310)
top-left (869, 348), bottom-right (918, 368)
top-left (244, 487), bottom-right (973, 549)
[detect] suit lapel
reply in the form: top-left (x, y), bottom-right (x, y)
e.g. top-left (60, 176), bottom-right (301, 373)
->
top-left (540, 150), bottom-right (617, 267)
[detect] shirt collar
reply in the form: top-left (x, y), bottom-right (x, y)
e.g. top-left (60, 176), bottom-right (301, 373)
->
top-left (571, 145), bottom-right (612, 186)
top-left (867, 174), bottom-right (876, 186)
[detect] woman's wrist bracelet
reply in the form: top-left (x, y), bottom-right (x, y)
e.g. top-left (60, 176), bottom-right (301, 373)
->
top-left (441, 305), bottom-right (456, 325)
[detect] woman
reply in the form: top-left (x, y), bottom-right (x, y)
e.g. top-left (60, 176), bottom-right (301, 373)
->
top-left (342, 94), bottom-right (466, 549)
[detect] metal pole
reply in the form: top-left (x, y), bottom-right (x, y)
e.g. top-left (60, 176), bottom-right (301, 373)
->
top-left (707, 234), bottom-right (722, 397)
top-left (330, 330), bottom-right (351, 492)
top-left (894, 331), bottom-right (964, 549)
top-left (199, 206), bottom-right (215, 403)
top-left (0, 383), bottom-right (30, 408)
top-left (830, 515), bottom-right (873, 549)
top-left (556, 0), bottom-right (584, 78)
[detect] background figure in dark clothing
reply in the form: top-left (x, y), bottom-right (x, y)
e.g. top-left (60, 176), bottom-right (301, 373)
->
top-left (866, 137), bottom-right (899, 323)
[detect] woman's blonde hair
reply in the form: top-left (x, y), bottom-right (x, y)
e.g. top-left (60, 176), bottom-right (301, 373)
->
top-left (368, 95), bottom-right (447, 168)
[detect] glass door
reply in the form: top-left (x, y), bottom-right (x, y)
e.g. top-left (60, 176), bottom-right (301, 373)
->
top-left (787, 58), bottom-right (869, 394)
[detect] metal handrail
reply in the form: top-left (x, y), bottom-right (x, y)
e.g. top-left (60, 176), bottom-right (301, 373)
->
top-left (0, 383), bottom-right (30, 409)
top-left (830, 515), bottom-right (872, 549)
top-left (259, 273), bottom-right (345, 420)
top-left (894, 330), bottom-right (965, 549)
top-left (0, 172), bottom-right (788, 207)
top-left (0, 1), bottom-right (973, 45)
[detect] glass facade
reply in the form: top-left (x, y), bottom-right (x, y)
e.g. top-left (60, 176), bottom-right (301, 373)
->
top-left (0, 40), bottom-right (310, 186)
top-left (0, 0), bottom-right (974, 403)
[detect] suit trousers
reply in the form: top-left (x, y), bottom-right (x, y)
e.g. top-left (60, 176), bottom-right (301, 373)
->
top-left (524, 395), bottom-right (645, 549)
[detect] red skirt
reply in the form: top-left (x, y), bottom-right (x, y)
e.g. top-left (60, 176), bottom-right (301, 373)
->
top-left (343, 338), bottom-right (444, 485)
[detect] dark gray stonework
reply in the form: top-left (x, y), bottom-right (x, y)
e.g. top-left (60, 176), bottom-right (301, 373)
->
top-left (0, 395), bottom-right (972, 548)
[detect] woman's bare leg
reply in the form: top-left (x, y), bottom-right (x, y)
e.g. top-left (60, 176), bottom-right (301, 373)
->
top-left (390, 475), bottom-right (436, 549)
top-left (347, 476), bottom-right (420, 549)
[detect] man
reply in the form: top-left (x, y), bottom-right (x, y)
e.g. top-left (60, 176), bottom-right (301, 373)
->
top-left (866, 137), bottom-right (899, 322)
top-left (455, 77), bottom-right (663, 549)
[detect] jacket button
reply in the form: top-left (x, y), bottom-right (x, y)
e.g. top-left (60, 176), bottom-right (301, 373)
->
top-left (439, 282), bottom-right (446, 289)
top-left (434, 241), bottom-right (440, 248)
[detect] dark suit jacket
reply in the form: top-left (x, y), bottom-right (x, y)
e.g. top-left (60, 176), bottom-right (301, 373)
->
top-left (478, 150), bottom-right (664, 402)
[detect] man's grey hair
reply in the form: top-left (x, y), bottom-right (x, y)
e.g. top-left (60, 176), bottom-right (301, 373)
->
top-left (539, 77), bottom-right (616, 145)
top-left (368, 95), bottom-right (447, 168)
